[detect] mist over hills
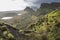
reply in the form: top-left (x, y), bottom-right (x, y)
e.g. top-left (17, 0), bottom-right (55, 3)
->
top-left (0, 2), bottom-right (60, 19)
top-left (0, 11), bottom-right (20, 18)
top-left (37, 2), bottom-right (60, 16)
top-left (41, 2), bottom-right (60, 9)
top-left (0, 7), bottom-right (35, 18)
top-left (0, 2), bottom-right (60, 23)
top-left (3, 2), bottom-right (60, 28)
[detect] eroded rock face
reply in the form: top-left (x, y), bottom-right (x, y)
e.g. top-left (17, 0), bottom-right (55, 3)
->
top-left (37, 2), bottom-right (60, 15)
top-left (41, 2), bottom-right (60, 9)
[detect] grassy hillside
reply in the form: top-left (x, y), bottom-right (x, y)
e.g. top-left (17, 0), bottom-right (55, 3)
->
top-left (0, 8), bottom-right (60, 40)
top-left (0, 3), bottom-right (60, 40)
top-left (26, 9), bottom-right (60, 40)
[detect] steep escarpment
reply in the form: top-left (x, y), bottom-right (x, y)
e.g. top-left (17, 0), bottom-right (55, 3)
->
top-left (37, 2), bottom-right (60, 16)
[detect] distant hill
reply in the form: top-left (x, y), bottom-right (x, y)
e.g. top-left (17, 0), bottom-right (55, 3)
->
top-left (37, 2), bottom-right (60, 16)
top-left (0, 7), bottom-right (36, 29)
top-left (0, 7), bottom-right (35, 18)
top-left (41, 2), bottom-right (60, 9)
top-left (0, 11), bottom-right (20, 18)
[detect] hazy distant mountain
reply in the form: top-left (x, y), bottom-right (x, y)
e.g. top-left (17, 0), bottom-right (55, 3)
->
top-left (9, 7), bottom-right (35, 29)
top-left (0, 7), bottom-right (35, 19)
top-left (37, 2), bottom-right (60, 16)
top-left (0, 11), bottom-right (21, 18)
top-left (24, 7), bottom-right (35, 15)
top-left (24, 7), bottom-right (34, 12)
top-left (41, 2), bottom-right (60, 9)
top-left (0, 7), bottom-right (36, 29)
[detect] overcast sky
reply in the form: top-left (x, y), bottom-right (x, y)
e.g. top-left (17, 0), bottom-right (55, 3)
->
top-left (0, 0), bottom-right (28, 11)
top-left (0, 0), bottom-right (60, 11)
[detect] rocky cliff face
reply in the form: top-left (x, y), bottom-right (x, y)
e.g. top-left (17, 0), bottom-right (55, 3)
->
top-left (41, 2), bottom-right (60, 9)
top-left (37, 2), bottom-right (60, 15)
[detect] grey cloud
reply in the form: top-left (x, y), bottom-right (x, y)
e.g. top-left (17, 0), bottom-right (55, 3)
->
top-left (24, 0), bottom-right (60, 10)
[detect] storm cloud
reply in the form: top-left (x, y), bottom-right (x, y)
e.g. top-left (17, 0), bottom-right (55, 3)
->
top-left (0, 0), bottom-right (60, 11)
top-left (24, 0), bottom-right (60, 10)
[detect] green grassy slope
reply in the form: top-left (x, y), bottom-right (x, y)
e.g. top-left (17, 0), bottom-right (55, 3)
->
top-left (26, 9), bottom-right (60, 40)
top-left (0, 6), bottom-right (60, 40)
top-left (0, 9), bottom-right (59, 40)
